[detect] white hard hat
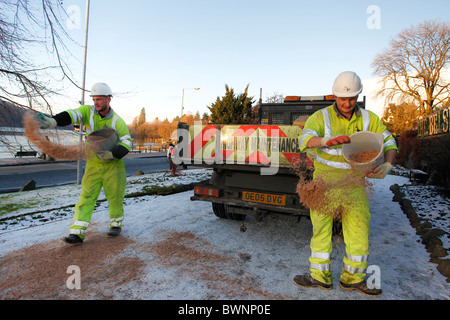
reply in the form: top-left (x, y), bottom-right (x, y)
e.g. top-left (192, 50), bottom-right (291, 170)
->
top-left (332, 71), bottom-right (363, 98)
top-left (90, 82), bottom-right (113, 97)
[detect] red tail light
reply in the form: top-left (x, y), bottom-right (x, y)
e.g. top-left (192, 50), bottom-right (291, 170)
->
top-left (194, 186), bottom-right (221, 197)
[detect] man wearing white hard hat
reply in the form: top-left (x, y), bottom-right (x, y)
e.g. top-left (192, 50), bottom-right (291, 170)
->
top-left (294, 71), bottom-right (398, 296)
top-left (39, 83), bottom-right (132, 244)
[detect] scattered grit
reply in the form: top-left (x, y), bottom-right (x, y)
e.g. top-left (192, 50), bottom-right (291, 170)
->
top-left (23, 112), bottom-right (86, 161)
top-left (0, 231), bottom-right (142, 299)
top-left (347, 151), bottom-right (380, 164)
top-left (0, 228), bottom-right (286, 299)
top-left (294, 151), bottom-right (377, 220)
top-left (23, 112), bottom-right (113, 161)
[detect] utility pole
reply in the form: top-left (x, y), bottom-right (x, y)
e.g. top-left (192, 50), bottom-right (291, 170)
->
top-left (77, 0), bottom-right (90, 184)
top-left (180, 87), bottom-right (200, 121)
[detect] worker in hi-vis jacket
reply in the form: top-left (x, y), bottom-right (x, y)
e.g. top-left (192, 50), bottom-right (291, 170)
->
top-left (294, 71), bottom-right (398, 296)
top-left (39, 83), bottom-right (132, 244)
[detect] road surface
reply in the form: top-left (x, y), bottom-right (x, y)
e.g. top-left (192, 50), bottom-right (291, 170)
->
top-left (0, 154), bottom-right (172, 193)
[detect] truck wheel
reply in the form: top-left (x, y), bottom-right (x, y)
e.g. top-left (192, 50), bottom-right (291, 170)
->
top-left (212, 202), bottom-right (228, 219)
top-left (212, 203), bottom-right (245, 221)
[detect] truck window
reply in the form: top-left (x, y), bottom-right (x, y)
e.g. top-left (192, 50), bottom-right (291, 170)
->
top-left (269, 112), bottom-right (284, 124)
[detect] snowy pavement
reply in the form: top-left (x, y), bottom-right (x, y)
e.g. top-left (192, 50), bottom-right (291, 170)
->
top-left (0, 169), bottom-right (449, 300)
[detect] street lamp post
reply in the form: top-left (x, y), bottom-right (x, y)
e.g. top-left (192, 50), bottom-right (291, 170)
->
top-left (77, 0), bottom-right (90, 184)
top-left (180, 87), bottom-right (200, 121)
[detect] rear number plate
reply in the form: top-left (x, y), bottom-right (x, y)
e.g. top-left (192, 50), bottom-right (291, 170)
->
top-left (242, 191), bottom-right (286, 206)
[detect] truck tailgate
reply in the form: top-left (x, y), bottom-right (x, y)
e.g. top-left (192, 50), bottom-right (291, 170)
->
top-left (177, 123), bottom-right (304, 168)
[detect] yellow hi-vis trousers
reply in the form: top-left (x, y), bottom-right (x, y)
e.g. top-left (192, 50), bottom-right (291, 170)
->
top-left (308, 166), bottom-right (370, 285)
top-left (69, 160), bottom-right (127, 239)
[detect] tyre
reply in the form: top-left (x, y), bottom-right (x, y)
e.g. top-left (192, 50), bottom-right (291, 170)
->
top-left (212, 202), bottom-right (227, 219)
top-left (212, 203), bottom-right (246, 221)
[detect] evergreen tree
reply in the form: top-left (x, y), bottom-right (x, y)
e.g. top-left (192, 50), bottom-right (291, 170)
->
top-left (207, 84), bottom-right (254, 124)
top-left (194, 111), bottom-right (201, 122)
top-left (138, 108), bottom-right (146, 125)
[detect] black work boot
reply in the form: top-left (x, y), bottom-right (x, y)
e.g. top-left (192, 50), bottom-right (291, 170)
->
top-left (63, 234), bottom-right (83, 244)
top-left (107, 227), bottom-right (121, 237)
top-left (293, 274), bottom-right (333, 290)
top-left (339, 280), bottom-right (382, 296)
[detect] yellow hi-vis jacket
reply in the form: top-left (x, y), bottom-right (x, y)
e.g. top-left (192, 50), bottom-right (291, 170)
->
top-left (298, 103), bottom-right (397, 170)
top-left (66, 105), bottom-right (132, 161)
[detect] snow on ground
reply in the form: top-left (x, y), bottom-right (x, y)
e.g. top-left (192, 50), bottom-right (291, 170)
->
top-left (0, 169), bottom-right (449, 300)
top-left (400, 184), bottom-right (450, 249)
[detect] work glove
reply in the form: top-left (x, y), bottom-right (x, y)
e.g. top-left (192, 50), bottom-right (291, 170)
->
top-left (366, 162), bottom-right (392, 179)
top-left (38, 113), bottom-right (57, 129)
top-left (321, 135), bottom-right (351, 147)
top-left (96, 150), bottom-right (115, 162)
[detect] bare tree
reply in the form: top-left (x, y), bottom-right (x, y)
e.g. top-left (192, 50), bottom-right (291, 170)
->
top-left (265, 92), bottom-right (285, 103)
top-left (0, 0), bottom-right (81, 113)
top-left (372, 20), bottom-right (450, 116)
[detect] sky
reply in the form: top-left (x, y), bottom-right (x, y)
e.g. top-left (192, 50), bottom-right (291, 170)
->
top-left (44, 0), bottom-right (450, 124)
